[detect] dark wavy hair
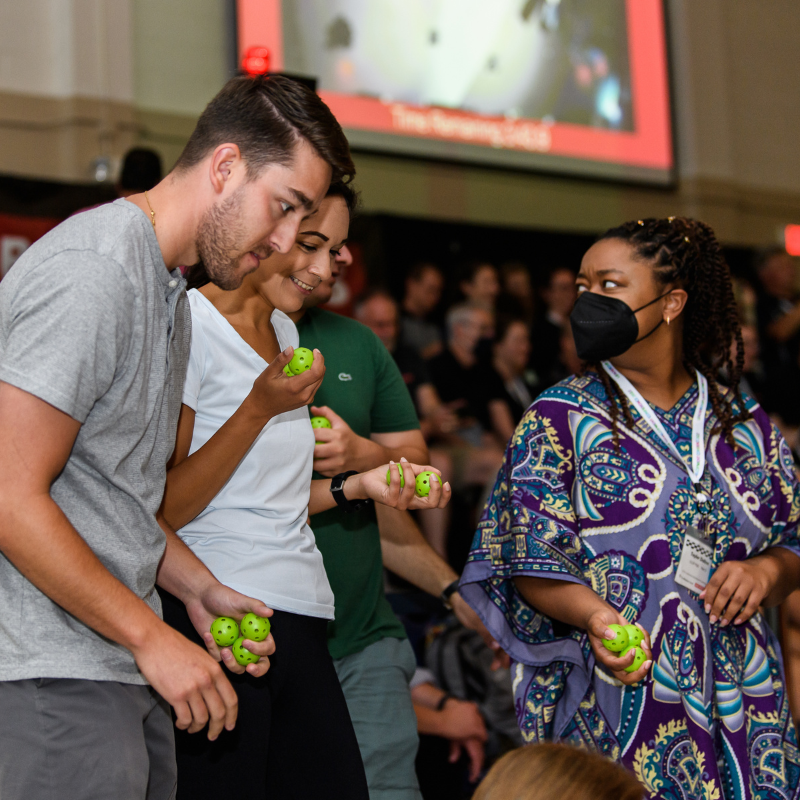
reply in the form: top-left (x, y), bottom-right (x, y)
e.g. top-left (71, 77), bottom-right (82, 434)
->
top-left (588, 216), bottom-right (749, 447)
top-left (174, 74), bottom-right (355, 184)
top-left (184, 180), bottom-right (359, 291)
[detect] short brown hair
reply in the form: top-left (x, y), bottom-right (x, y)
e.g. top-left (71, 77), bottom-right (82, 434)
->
top-left (473, 744), bottom-right (643, 800)
top-left (174, 74), bottom-right (355, 183)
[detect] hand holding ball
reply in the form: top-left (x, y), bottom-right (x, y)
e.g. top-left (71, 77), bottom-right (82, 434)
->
top-left (210, 614), bottom-right (270, 665)
top-left (601, 622), bottom-right (648, 675)
top-left (283, 347), bottom-right (314, 376)
top-left (310, 415), bottom-right (332, 445)
top-left (386, 464), bottom-right (405, 489)
top-left (386, 465), bottom-right (441, 497)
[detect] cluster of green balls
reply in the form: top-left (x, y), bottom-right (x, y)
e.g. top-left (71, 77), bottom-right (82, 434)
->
top-left (283, 347), bottom-right (314, 377)
top-left (602, 623), bottom-right (648, 673)
top-left (210, 613), bottom-right (271, 666)
top-left (385, 464), bottom-right (441, 497)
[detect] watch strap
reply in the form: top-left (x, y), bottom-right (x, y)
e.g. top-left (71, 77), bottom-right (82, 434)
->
top-left (330, 470), bottom-right (370, 513)
top-left (440, 579), bottom-right (460, 610)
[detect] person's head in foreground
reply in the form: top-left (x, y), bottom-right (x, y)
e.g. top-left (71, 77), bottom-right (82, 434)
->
top-left (570, 216), bottom-right (749, 446)
top-left (172, 73), bottom-right (355, 291)
top-left (473, 743), bottom-right (643, 800)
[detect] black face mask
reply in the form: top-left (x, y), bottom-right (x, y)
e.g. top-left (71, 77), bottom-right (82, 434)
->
top-left (569, 290), bottom-right (671, 362)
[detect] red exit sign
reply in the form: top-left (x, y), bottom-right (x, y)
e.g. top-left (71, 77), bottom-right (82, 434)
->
top-left (786, 225), bottom-right (800, 256)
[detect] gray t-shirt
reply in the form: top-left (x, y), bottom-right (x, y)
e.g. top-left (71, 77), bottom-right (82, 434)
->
top-left (0, 199), bottom-right (190, 684)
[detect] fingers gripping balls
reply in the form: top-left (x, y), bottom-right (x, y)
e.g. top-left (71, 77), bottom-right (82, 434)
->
top-left (283, 347), bottom-right (314, 377)
top-left (602, 623), bottom-right (648, 674)
top-left (210, 614), bottom-right (271, 666)
top-left (385, 465), bottom-right (441, 497)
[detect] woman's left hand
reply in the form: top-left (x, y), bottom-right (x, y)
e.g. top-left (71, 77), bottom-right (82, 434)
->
top-left (352, 457), bottom-right (451, 511)
top-left (700, 560), bottom-right (772, 627)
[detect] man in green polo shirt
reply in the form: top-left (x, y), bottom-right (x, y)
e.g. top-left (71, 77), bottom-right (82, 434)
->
top-left (289, 248), bottom-right (487, 799)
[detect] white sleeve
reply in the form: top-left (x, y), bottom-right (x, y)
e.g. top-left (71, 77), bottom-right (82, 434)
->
top-left (182, 312), bottom-right (207, 412)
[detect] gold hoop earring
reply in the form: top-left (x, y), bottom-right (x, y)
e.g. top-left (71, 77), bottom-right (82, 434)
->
top-left (666, 316), bottom-right (671, 326)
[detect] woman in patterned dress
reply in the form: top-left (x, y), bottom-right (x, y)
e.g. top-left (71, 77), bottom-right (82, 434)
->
top-left (460, 217), bottom-right (800, 800)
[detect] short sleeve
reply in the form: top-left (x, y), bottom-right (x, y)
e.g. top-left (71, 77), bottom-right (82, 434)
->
top-left (0, 252), bottom-right (134, 423)
top-left (181, 319), bottom-right (207, 412)
top-left (368, 331), bottom-right (421, 433)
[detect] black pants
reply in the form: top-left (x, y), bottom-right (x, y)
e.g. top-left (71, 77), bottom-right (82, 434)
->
top-left (160, 591), bottom-right (369, 800)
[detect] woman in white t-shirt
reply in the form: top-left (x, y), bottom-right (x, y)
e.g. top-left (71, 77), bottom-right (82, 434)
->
top-left (159, 182), bottom-right (449, 800)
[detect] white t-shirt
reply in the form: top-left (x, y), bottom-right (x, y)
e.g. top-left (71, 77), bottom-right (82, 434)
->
top-left (178, 289), bottom-right (334, 619)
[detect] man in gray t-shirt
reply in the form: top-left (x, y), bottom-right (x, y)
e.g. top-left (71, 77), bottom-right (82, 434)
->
top-left (0, 74), bottom-right (354, 800)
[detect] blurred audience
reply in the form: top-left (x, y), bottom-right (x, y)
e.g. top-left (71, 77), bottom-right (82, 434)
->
top-left (756, 248), bottom-right (800, 425)
top-left (497, 261), bottom-right (535, 324)
top-left (531, 266), bottom-right (577, 379)
top-left (483, 316), bottom-right (539, 425)
top-left (401, 262), bottom-right (446, 359)
top-left (428, 304), bottom-right (513, 447)
top-left (458, 261), bottom-right (501, 315)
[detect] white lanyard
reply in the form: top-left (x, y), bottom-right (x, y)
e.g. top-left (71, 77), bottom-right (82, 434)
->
top-left (601, 361), bottom-right (709, 495)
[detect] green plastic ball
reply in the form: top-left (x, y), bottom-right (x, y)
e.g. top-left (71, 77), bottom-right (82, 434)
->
top-left (240, 612), bottom-right (271, 643)
top-left (624, 624), bottom-right (644, 649)
top-left (232, 637), bottom-right (260, 666)
top-left (602, 623), bottom-right (629, 653)
top-left (210, 616), bottom-right (239, 647)
top-left (310, 416), bottom-right (332, 430)
top-left (415, 470), bottom-right (440, 497)
top-left (285, 347), bottom-right (314, 376)
top-left (623, 645), bottom-right (647, 674)
top-left (386, 464), bottom-right (405, 489)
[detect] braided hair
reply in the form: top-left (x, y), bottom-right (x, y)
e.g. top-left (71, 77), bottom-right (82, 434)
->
top-left (587, 216), bottom-right (750, 447)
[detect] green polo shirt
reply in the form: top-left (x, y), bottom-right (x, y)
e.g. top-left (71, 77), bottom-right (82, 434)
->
top-left (297, 308), bottom-right (420, 659)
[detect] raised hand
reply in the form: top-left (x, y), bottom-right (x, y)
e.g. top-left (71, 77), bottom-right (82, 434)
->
top-left (245, 346), bottom-right (325, 423)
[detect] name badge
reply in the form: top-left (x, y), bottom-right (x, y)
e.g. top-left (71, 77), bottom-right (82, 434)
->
top-left (674, 526), bottom-right (714, 593)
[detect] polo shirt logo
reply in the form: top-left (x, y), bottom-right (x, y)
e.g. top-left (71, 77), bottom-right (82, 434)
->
top-left (338, 372), bottom-right (352, 381)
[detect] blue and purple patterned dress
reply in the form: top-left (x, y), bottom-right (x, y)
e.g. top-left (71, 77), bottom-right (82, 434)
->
top-left (460, 371), bottom-right (800, 800)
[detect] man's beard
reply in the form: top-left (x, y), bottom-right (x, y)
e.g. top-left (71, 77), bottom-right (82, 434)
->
top-left (194, 188), bottom-right (269, 291)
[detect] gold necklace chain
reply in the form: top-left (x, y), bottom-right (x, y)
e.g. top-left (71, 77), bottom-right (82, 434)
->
top-left (144, 189), bottom-right (156, 230)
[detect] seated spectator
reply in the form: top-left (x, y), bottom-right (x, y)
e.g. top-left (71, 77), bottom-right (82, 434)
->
top-left (497, 261), bottom-right (534, 324)
top-left (458, 261), bottom-right (501, 315)
top-left (488, 316), bottom-right (540, 425)
top-left (473, 742), bottom-right (643, 800)
top-left (401, 261), bottom-right (446, 360)
top-left (531, 266), bottom-right (576, 379)
top-left (410, 668), bottom-right (488, 796)
top-left (755, 248), bottom-right (800, 425)
top-left (428, 303), bottom-right (514, 448)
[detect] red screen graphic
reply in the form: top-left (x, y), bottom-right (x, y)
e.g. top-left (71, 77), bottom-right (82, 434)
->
top-left (238, 0), bottom-right (673, 183)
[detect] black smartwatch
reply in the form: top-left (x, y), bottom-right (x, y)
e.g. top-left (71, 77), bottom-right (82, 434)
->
top-left (330, 470), bottom-right (371, 513)
top-left (440, 579), bottom-right (460, 610)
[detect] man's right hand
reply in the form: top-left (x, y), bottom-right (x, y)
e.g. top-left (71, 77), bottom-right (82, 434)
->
top-left (131, 620), bottom-right (239, 741)
top-left (245, 346), bottom-right (325, 422)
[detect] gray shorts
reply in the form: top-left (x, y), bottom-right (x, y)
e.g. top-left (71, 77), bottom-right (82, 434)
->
top-left (334, 637), bottom-right (422, 800)
top-left (0, 678), bottom-right (176, 800)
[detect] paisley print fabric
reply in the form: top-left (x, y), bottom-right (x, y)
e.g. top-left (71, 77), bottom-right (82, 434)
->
top-left (460, 371), bottom-right (800, 800)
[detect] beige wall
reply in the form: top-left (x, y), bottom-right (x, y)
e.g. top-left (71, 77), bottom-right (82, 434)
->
top-left (0, 0), bottom-right (799, 246)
